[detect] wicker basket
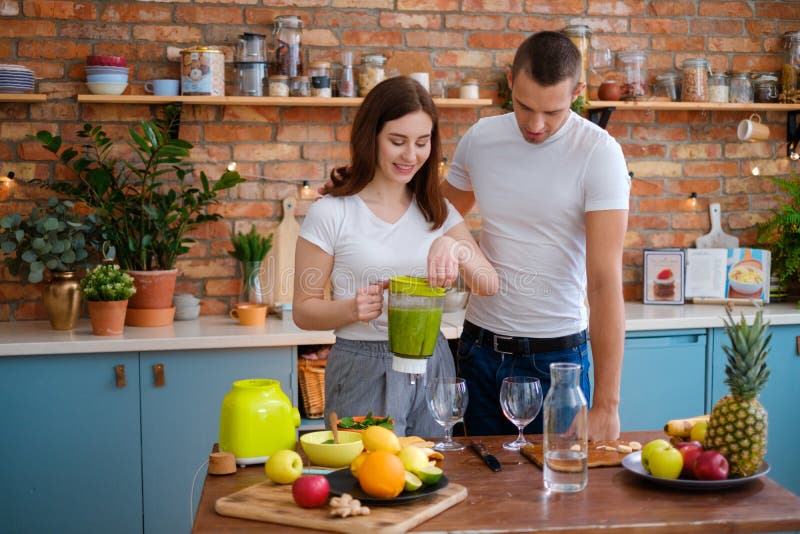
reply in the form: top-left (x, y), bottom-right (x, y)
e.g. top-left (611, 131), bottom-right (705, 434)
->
top-left (298, 359), bottom-right (326, 419)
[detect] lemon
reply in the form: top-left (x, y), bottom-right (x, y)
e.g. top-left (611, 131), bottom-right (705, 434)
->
top-left (404, 471), bottom-right (423, 492)
top-left (362, 425), bottom-right (401, 454)
top-left (397, 445), bottom-right (429, 474)
top-left (690, 420), bottom-right (708, 443)
top-left (416, 465), bottom-right (443, 485)
top-left (350, 451), bottom-right (369, 477)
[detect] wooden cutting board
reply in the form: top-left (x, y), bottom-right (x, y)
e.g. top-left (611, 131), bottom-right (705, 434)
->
top-left (215, 479), bottom-right (468, 533)
top-left (696, 203), bottom-right (739, 249)
top-left (521, 440), bottom-right (636, 469)
top-left (264, 194), bottom-right (300, 308)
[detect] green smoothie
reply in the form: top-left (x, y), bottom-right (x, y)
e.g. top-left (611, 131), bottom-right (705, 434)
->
top-left (388, 307), bottom-right (443, 358)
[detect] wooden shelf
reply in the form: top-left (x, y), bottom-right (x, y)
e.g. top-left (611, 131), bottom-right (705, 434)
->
top-left (76, 94), bottom-right (493, 108)
top-left (0, 94), bottom-right (46, 103)
top-left (588, 100), bottom-right (800, 112)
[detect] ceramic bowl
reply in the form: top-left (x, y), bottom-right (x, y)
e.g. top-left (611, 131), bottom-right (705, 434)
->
top-left (728, 263), bottom-right (764, 296)
top-left (86, 73), bottom-right (129, 84)
top-left (299, 430), bottom-right (363, 468)
top-left (86, 55), bottom-right (127, 67)
top-left (86, 82), bottom-right (128, 95)
top-left (174, 304), bottom-right (200, 321)
top-left (173, 293), bottom-right (200, 307)
top-left (85, 66), bottom-right (129, 75)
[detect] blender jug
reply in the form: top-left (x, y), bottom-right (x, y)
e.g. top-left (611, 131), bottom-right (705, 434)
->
top-left (388, 276), bottom-right (445, 375)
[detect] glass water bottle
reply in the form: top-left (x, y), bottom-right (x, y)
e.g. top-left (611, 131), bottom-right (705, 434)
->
top-left (543, 362), bottom-right (588, 493)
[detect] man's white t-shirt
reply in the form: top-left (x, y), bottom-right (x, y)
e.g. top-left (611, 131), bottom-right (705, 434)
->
top-left (298, 194), bottom-right (463, 341)
top-left (447, 111), bottom-right (630, 338)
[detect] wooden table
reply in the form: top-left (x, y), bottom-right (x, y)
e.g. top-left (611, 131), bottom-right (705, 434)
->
top-left (193, 432), bottom-right (800, 533)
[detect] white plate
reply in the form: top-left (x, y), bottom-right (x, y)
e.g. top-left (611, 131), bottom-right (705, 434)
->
top-left (621, 451), bottom-right (770, 490)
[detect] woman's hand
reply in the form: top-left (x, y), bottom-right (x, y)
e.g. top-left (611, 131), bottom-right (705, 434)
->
top-left (427, 235), bottom-right (465, 288)
top-left (354, 281), bottom-right (388, 322)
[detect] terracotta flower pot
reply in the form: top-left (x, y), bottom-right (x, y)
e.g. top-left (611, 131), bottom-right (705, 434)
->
top-left (127, 269), bottom-right (178, 310)
top-left (88, 300), bottom-right (128, 336)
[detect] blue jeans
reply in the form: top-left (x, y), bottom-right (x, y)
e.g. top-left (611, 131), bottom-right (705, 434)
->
top-left (456, 326), bottom-right (591, 437)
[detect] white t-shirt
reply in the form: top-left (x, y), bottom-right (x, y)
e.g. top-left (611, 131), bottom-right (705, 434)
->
top-left (447, 111), bottom-right (630, 338)
top-left (298, 194), bottom-right (463, 341)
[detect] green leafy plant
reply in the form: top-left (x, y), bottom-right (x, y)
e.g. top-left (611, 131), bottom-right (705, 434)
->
top-left (758, 170), bottom-right (800, 289)
top-left (0, 197), bottom-right (101, 283)
top-left (34, 107), bottom-right (245, 271)
top-left (80, 263), bottom-right (136, 301)
top-left (337, 412), bottom-right (394, 430)
top-left (228, 225), bottom-right (273, 262)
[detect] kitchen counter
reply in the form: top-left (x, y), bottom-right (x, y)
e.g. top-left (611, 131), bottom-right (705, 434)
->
top-left (192, 432), bottom-right (800, 533)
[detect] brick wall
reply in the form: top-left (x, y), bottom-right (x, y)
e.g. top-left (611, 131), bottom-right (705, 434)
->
top-left (1, 1), bottom-right (799, 320)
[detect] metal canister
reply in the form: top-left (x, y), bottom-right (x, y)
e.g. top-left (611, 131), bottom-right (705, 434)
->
top-left (180, 47), bottom-right (225, 96)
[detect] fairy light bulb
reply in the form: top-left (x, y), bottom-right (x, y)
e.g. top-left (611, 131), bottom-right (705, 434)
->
top-left (227, 161), bottom-right (237, 172)
top-left (300, 180), bottom-right (316, 200)
top-left (751, 165), bottom-right (760, 176)
top-left (689, 192), bottom-right (697, 208)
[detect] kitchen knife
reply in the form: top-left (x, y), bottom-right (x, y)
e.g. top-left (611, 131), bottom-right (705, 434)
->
top-left (470, 440), bottom-right (502, 472)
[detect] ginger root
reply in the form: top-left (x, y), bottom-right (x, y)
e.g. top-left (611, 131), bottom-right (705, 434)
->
top-left (329, 493), bottom-right (370, 518)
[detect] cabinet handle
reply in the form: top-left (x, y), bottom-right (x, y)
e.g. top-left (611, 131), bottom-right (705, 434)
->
top-left (114, 364), bottom-right (126, 388)
top-left (153, 363), bottom-right (166, 387)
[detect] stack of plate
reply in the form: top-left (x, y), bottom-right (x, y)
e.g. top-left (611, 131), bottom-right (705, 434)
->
top-left (0, 64), bottom-right (35, 94)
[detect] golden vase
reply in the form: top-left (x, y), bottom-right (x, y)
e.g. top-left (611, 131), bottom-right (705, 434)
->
top-left (41, 271), bottom-right (82, 330)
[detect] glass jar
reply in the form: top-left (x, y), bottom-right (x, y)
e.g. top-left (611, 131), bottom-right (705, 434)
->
top-left (754, 74), bottom-right (779, 103)
top-left (680, 57), bottom-right (710, 102)
top-left (268, 74), bottom-right (289, 97)
top-left (543, 363), bottom-right (588, 493)
top-left (338, 51), bottom-right (356, 97)
top-left (729, 71), bottom-right (753, 103)
top-left (273, 15), bottom-right (303, 77)
top-left (309, 61), bottom-right (331, 97)
top-left (459, 78), bottom-right (479, 99)
top-left (359, 53), bottom-right (386, 96)
top-left (708, 72), bottom-right (730, 103)
top-left (617, 50), bottom-right (647, 99)
top-left (784, 30), bottom-right (800, 94)
top-left (653, 72), bottom-right (682, 101)
top-left (289, 75), bottom-right (309, 97)
top-left (563, 24), bottom-right (591, 99)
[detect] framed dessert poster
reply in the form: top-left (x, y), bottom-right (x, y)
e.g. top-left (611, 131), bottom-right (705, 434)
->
top-left (643, 249), bottom-right (685, 304)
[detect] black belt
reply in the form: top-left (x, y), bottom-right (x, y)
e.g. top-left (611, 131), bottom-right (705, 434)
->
top-left (463, 321), bottom-right (587, 355)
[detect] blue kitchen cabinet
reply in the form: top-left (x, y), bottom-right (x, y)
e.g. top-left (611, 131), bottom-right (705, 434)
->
top-left (0, 353), bottom-right (142, 534)
top-left (710, 324), bottom-right (800, 496)
top-left (595, 329), bottom-right (707, 431)
top-left (139, 347), bottom-right (296, 534)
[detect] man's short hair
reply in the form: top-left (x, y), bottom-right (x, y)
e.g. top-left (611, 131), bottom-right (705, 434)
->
top-left (511, 31), bottom-right (582, 86)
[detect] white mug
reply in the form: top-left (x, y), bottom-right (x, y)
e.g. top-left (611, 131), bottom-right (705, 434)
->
top-left (737, 113), bottom-right (770, 142)
top-left (409, 72), bottom-right (430, 91)
top-left (144, 79), bottom-right (180, 96)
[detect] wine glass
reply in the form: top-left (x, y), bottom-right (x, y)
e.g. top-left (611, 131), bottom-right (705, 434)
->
top-left (426, 377), bottom-right (469, 451)
top-left (500, 376), bottom-right (543, 451)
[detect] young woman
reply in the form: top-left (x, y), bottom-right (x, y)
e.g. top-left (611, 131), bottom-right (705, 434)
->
top-left (293, 76), bottom-right (497, 437)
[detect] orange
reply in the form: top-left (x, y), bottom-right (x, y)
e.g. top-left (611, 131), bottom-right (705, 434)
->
top-left (357, 450), bottom-right (406, 499)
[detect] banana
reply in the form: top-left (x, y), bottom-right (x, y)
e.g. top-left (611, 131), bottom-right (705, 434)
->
top-left (663, 414), bottom-right (710, 438)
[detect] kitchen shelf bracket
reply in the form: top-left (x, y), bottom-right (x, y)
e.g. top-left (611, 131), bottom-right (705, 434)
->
top-left (588, 106), bottom-right (615, 129)
top-left (788, 110), bottom-right (799, 158)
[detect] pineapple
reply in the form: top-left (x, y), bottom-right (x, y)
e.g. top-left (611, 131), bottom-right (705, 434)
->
top-left (705, 309), bottom-right (771, 477)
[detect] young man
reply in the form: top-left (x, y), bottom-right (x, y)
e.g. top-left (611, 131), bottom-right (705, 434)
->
top-left (428, 31), bottom-right (630, 441)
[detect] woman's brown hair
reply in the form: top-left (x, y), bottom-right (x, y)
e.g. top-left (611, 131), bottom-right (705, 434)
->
top-left (329, 76), bottom-right (447, 229)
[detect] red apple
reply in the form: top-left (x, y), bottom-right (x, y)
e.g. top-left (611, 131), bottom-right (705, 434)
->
top-left (674, 441), bottom-right (703, 479)
top-left (292, 475), bottom-right (330, 508)
top-left (693, 450), bottom-right (729, 481)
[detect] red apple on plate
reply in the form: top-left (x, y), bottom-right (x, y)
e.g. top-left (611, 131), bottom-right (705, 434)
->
top-left (674, 441), bottom-right (704, 479)
top-left (292, 475), bottom-right (330, 508)
top-left (693, 450), bottom-right (729, 481)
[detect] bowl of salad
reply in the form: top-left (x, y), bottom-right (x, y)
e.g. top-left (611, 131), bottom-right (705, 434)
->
top-left (336, 413), bottom-right (394, 433)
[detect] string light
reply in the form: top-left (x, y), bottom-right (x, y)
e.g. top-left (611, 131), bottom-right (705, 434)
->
top-left (228, 162), bottom-right (317, 198)
top-left (751, 165), bottom-right (760, 176)
top-left (300, 180), bottom-right (316, 200)
top-left (0, 171), bottom-right (14, 191)
top-left (689, 192), bottom-right (697, 208)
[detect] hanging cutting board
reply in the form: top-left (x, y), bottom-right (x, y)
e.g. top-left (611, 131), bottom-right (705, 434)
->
top-left (264, 194), bottom-right (301, 308)
top-left (696, 203), bottom-right (739, 249)
top-left (214, 479), bottom-right (468, 533)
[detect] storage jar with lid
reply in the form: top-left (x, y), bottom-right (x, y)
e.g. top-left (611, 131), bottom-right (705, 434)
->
top-left (783, 30), bottom-right (800, 94)
top-left (617, 50), bottom-right (647, 99)
top-left (359, 53), bottom-right (386, 96)
top-left (269, 74), bottom-right (289, 97)
top-left (729, 71), bottom-right (753, 103)
top-left (708, 72), bottom-right (730, 103)
top-left (563, 25), bottom-right (591, 99)
top-left (273, 15), bottom-right (303, 77)
top-left (653, 72), bottom-right (681, 101)
top-left (309, 61), bottom-right (331, 97)
top-left (339, 51), bottom-right (356, 97)
top-left (459, 78), bottom-right (479, 99)
top-left (290, 75), bottom-right (309, 97)
top-left (180, 46), bottom-right (225, 96)
top-left (754, 74), bottom-right (778, 103)
top-left (680, 57), bottom-right (710, 102)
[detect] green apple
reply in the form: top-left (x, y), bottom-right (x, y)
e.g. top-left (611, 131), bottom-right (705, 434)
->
top-left (417, 465), bottom-right (443, 485)
top-left (690, 420), bottom-right (708, 443)
top-left (647, 444), bottom-right (683, 479)
top-left (404, 471), bottom-right (423, 492)
top-left (265, 449), bottom-right (303, 484)
top-left (397, 446), bottom-right (429, 475)
top-left (641, 439), bottom-right (670, 470)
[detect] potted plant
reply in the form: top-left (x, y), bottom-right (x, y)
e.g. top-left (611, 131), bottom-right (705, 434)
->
top-left (757, 170), bottom-right (800, 300)
top-left (34, 105), bottom-right (244, 325)
top-left (80, 263), bottom-right (136, 336)
top-left (228, 225), bottom-right (273, 305)
top-left (0, 196), bottom-right (101, 329)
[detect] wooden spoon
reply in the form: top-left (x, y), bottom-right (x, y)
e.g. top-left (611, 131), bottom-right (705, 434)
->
top-left (329, 411), bottom-right (339, 444)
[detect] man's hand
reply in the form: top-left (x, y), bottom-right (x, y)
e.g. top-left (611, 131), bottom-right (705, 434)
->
top-left (588, 405), bottom-right (620, 442)
top-left (427, 235), bottom-right (465, 288)
top-left (353, 281), bottom-right (388, 322)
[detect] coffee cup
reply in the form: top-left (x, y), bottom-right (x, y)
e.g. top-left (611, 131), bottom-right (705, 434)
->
top-left (409, 72), bottom-right (430, 91)
top-left (229, 303), bottom-right (267, 326)
top-left (144, 79), bottom-right (180, 96)
top-left (737, 113), bottom-right (770, 142)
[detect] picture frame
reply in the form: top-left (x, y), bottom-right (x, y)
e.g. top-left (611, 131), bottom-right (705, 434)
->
top-left (643, 249), bottom-right (685, 305)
